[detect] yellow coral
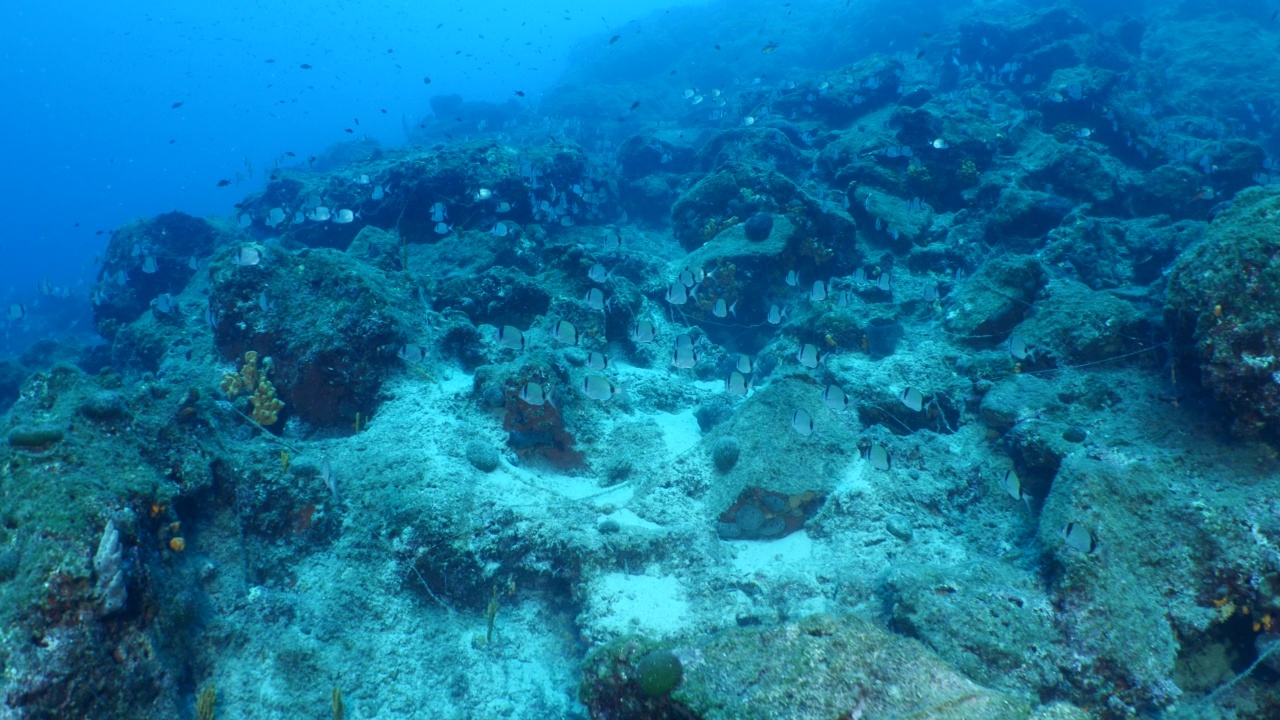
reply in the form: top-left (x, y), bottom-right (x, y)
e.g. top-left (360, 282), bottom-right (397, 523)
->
top-left (221, 351), bottom-right (284, 426)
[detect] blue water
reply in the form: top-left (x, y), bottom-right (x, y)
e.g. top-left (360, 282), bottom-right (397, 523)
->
top-left (0, 0), bottom-right (703, 356)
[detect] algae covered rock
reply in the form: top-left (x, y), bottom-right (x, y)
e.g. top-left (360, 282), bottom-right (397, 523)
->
top-left (1166, 185), bottom-right (1280, 438)
top-left (581, 615), bottom-right (1032, 720)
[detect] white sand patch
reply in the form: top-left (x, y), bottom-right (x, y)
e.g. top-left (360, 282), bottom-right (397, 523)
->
top-left (653, 407), bottom-right (701, 457)
top-left (586, 572), bottom-right (689, 639)
top-left (729, 531), bottom-right (815, 576)
top-left (605, 508), bottom-right (661, 530)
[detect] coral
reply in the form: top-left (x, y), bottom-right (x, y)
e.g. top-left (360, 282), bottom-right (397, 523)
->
top-left (6, 424), bottom-right (65, 450)
top-left (635, 650), bottom-right (683, 697)
top-left (742, 212), bottom-right (773, 242)
top-left (466, 440), bottom-right (500, 472)
top-left (221, 351), bottom-right (285, 426)
top-left (92, 521), bottom-right (126, 616)
top-left (956, 158), bottom-right (979, 186)
top-left (716, 487), bottom-right (825, 540)
top-left (711, 436), bottom-right (740, 472)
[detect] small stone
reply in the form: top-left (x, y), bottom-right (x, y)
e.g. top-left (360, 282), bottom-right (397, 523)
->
top-left (465, 440), bottom-right (500, 472)
top-left (597, 517), bottom-right (621, 534)
top-left (886, 514), bottom-right (913, 541)
top-left (712, 436), bottom-right (740, 471)
top-left (1062, 426), bottom-right (1087, 443)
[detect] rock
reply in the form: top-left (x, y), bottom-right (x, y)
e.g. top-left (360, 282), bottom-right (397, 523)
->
top-left (742, 212), bottom-right (773, 242)
top-left (581, 615), bottom-right (1032, 719)
top-left (93, 522), bottom-right (127, 617)
top-left (466, 440), bottom-right (501, 472)
top-left (886, 514), bottom-right (914, 541)
top-left (1166, 185), bottom-right (1280, 438)
top-left (7, 425), bottom-right (65, 450)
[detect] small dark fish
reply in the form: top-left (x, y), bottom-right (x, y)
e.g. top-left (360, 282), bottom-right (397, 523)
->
top-left (171, 101), bottom-right (183, 109)
top-left (514, 90), bottom-right (525, 97)
top-left (630, 101), bottom-right (640, 110)
top-left (380, 108), bottom-right (387, 114)
top-left (423, 76), bottom-right (432, 84)
top-left (300, 63), bottom-right (312, 69)
top-left (285, 151), bottom-right (296, 157)
top-left (308, 156), bottom-right (316, 167)
top-left (344, 128), bottom-right (354, 134)
top-left (762, 40), bottom-right (779, 53)
top-left (609, 34), bottom-right (621, 44)
top-left (354, 117), bottom-right (360, 125)
top-left (714, 44), bottom-right (721, 50)
top-left (916, 49), bottom-right (925, 59)
top-left (217, 179), bottom-right (231, 187)
top-left (169, 139), bottom-right (175, 144)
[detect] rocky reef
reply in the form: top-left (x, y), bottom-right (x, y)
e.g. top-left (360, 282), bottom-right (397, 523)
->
top-left (5, 1), bottom-right (1280, 719)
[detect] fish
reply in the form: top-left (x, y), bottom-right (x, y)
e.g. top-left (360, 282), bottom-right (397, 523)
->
top-left (726, 371), bottom-right (751, 397)
top-left (602, 230), bottom-right (623, 251)
top-left (152, 293), bottom-right (176, 314)
top-left (259, 290), bottom-right (274, 313)
top-left (434, 222), bottom-right (452, 235)
top-left (900, 387), bottom-right (924, 412)
top-left (823, 385), bottom-right (850, 411)
top-left (495, 201), bottom-right (511, 213)
top-left (797, 343), bottom-right (820, 369)
top-left (665, 281), bottom-right (692, 305)
top-left (630, 320), bottom-right (657, 344)
top-left (791, 409), bottom-right (815, 436)
top-left (609, 34), bottom-right (621, 44)
top-left (672, 345), bottom-right (700, 369)
top-left (735, 354), bottom-right (753, 374)
top-left (267, 208), bottom-right (286, 227)
top-left (300, 63), bottom-right (313, 69)
top-left (810, 280), bottom-right (827, 302)
top-left (7, 304), bottom-right (26, 320)
top-left (171, 101), bottom-right (184, 109)
top-left (216, 179), bottom-right (231, 187)
top-left (581, 374), bottom-right (618, 401)
top-left (308, 206), bottom-right (331, 222)
top-left (931, 138), bottom-right (949, 149)
top-left (430, 202), bottom-right (448, 222)
top-left (584, 287), bottom-right (609, 311)
top-left (922, 284), bottom-right (938, 303)
top-left (767, 304), bottom-right (785, 325)
top-left (587, 351), bottom-right (609, 371)
top-left (587, 264), bottom-right (612, 283)
top-left (496, 325), bottom-right (528, 351)
top-left (398, 344), bottom-right (427, 363)
top-left (519, 381), bottom-right (550, 406)
top-left (712, 298), bottom-right (738, 318)
top-left (1008, 335), bottom-right (1030, 360)
top-left (853, 268), bottom-right (867, 284)
top-left (232, 247), bottom-right (261, 267)
top-left (1002, 469), bottom-right (1024, 501)
top-left (320, 458), bottom-right (339, 500)
top-left (334, 209), bottom-right (356, 224)
top-left (492, 223), bottom-right (509, 237)
top-left (553, 320), bottom-right (578, 345)
top-left (630, 101), bottom-right (640, 110)
top-left (1062, 523), bottom-right (1096, 553)
top-left (238, 213), bottom-right (253, 229)
top-left (786, 270), bottom-right (799, 287)
top-left (474, 188), bottom-right (493, 201)
top-left (372, 185), bottom-right (385, 201)
top-left (142, 256), bottom-right (159, 274)
top-left (877, 273), bottom-right (892, 292)
top-left (762, 40), bottom-right (779, 53)
top-left (867, 444), bottom-right (891, 470)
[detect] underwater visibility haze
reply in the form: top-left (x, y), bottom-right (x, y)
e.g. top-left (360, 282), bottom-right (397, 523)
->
top-left (6, 0), bottom-right (1280, 718)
